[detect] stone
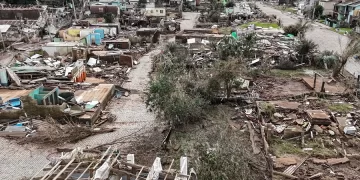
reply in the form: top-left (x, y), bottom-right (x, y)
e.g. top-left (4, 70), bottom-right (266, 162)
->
top-left (274, 157), bottom-right (297, 168)
top-left (313, 125), bottom-right (323, 134)
top-left (295, 119), bottom-right (304, 125)
top-left (327, 157), bottom-right (349, 165)
top-left (287, 113), bottom-right (297, 120)
top-left (283, 126), bottom-right (303, 138)
top-left (274, 113), bottom-right (284, 118)
top-left (329, 126), bottom-right (340, 135)
top-left (311, 158), bottom-right (327, 164)
top-left (328, 130), bottom-right (335, 136)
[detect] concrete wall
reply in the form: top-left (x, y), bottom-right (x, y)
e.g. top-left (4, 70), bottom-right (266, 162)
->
top-left (348, 6), bottom-right (360, 23)
top-left (42, 45), bottom-right (74, 56)
top-left (319, 1), bottom-right (336, 15)
top-left (0, 9), bottom-right (41, 20)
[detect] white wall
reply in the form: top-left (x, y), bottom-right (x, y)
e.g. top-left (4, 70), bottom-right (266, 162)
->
top-left (144, 8), bottom-right (166, 17)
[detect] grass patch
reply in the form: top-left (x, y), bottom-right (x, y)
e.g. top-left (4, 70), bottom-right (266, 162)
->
top-left (306, 140), bottom-right (337, 158)
top-left (271, 138), bottom-right (337, 158)
top-left (268, 69), bottom-right (306, 78)
top-left (240, 21), bottom-right (280, 29)
top-left (284, 8), bottom-right (297, 14)
top-left (328, 103), bottom-right (353, 113)
top-left (271, 139), bottom-right (305, 156)
top-left (331, 27), bottom-right (352, 35)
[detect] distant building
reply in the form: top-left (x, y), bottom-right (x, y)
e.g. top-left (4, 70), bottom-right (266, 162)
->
top-left (319, 0), bottom-right (336, 15)
top-left (144, 7), bottom-right (166, 17)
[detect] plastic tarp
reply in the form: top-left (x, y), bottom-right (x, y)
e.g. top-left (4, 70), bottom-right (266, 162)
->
top-left (94, 159), bottom-right (111, 180)
top-left (146, 157), bottom-right (162, 180)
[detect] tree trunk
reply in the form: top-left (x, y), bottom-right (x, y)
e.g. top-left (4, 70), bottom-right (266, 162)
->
top-left (333, 58), bottom-right (347, 77)
top-left (225, 81), bottom-right (231, 98)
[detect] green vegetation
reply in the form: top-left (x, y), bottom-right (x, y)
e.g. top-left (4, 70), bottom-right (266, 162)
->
top-left (284, 7), bottom-right (297, 14)
top-left (331, 27), bottom-right (353, 35)
top-left (197, 128), bottom-right (270, 180)
top-left (283, 19), bottom-right (312, 38)
top-left (269, 69), bottom-right (306, 78)
top-left (239, 21), bottom-right (280, 29)
top-left (314, 5), bottom-right (324, 19)
top-left (328, 103), bottom-right (353, 113)
top-left (272, 139), bottom-right (305, 156)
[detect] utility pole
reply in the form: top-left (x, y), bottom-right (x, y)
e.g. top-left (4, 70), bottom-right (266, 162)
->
top-left (72, 0), bottom-right (77, 21)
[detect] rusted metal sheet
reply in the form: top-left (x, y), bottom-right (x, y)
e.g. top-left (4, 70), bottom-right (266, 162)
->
top-left (306, 110), bottom-right (331, 125)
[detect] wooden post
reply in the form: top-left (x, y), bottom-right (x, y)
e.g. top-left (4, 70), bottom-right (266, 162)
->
top-left (321, 81), bottom-right (325, 92)
top-left (313, 73), bottom-right (317, 89)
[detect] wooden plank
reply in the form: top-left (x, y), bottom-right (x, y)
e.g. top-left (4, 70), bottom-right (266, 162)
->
top-left (247, 121), bottom-right (260, 154)
top-left (64, 162), bottom-right (83, 180)
top-left (76, 162), bottom-right (94, 180)
top-left (53, 158), bottom-right (76, 180)
top-left (135, 167), bottom-right (144, 180)
top-left (6, 67), bottom-right (22, 86)
top-left (40, 160), bottom-right (62, 180)
top-left (163, 159), bottom-right (174, 180)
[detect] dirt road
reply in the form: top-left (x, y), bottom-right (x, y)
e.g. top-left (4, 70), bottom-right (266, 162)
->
top-left (257, 3), bottom-right (360, 77)
top-left (0, 12), bottom-right (199, 180)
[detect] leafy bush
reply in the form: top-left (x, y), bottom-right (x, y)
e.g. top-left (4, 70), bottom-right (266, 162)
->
top-left (314, 50), bottom-right (339, 69)
top-left (225, 1), bottom-right (235, 8)
top-left (295, 39), bottom-right (318, 64)
top-left (196, 129), bottom-right (270, 180)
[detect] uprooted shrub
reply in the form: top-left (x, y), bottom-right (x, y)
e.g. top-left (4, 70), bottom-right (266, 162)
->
top-left (283, 19), bottom-right (312, 38)
top-left (196, 128), bottom-right (271, 180)
top-left (314, 50), bottom-right (339, 69)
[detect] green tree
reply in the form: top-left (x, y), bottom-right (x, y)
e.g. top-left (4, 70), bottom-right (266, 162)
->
top-left (333, 36), bottom-right (360, 77)
top-left (138, 0), bottom-right (147, 8)
top-left (103, 13), bottom-right (114, 23)
top-left (314, 5), bottom-right (324, 19)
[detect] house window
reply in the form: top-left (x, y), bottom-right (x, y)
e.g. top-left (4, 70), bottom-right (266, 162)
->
top-left (156, 10), bottom-right (158, 12)
top-left (151, 10), bottom-right (153, 13)
top-left (160, 10), bottom-right (163, 13)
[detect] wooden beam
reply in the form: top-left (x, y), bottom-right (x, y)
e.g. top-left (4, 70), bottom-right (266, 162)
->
top-left (135, 166), bottom-right (144, 180)
top-left (64, 162), bottom-right (83, 180)
top-left (164, 159), bottom-right (174, 180)
top-left (111, 168), bottom-right (146, 180)
top-left (76, 162), bottom-right (95, 180)
top-left (40, 160), bottom-right (62, 180)
top-left (53, 158), bottom-right (76, 180)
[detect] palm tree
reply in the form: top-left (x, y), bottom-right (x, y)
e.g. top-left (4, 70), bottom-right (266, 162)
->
top-left (332, 35), bottom-right (360, 77)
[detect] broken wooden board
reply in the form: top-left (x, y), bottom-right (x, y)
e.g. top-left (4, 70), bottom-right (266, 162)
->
top-left (6, 67), bottom-right (22, 86)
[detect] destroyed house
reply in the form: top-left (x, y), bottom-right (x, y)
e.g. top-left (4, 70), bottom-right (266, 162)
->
top-left (90, 51), bottom-right (134, 67)
top-left (103, 39), bottom-right (131, 49)
top-left (0, 7), bottom-right (44, 20)
top-left (90, 4), bottom-right (119, 15)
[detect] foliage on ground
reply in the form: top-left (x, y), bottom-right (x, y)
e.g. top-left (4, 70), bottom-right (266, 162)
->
top-left (240, 21), bottom-right (280, 29)
top-left (283, 19), bottom-right (312, 38)
top-left (328, 103), bottom-right (353, 113)
top-left (196, 128), bottom-right (270, 180)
